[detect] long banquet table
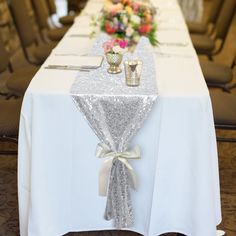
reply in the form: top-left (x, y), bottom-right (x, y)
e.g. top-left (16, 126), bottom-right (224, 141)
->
top-left (18, 0), bottom-right (221, 235)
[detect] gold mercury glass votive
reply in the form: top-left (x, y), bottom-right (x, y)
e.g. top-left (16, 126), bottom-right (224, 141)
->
top-left (124, 60), bottom-right (143, 87)
top-left (105, 52), bottom-right (123, 74)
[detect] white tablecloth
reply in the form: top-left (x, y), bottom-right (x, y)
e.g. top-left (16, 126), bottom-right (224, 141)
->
top-left (18, 0), bottom-right (221, 235)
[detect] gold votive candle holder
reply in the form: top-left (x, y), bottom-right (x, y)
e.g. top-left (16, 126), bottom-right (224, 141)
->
top-left (124, 60), bottom-right (143, 87)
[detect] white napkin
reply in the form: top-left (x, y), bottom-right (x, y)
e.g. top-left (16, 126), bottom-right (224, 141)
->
top-left (45, 55), bottom-right (104, 68)
top-left (73, 15), bottom-right (93, 27)
top-left (157, 22), bottom-right (187, 31)
top-left (155, 45), bottom-right (195, 57)
top-left (152, 0), bottom-right (178, 9)
top-left (155, 30), bottom-right (195, 56)
top-left (53, 37), bottom-right (95, 55)
top-left (82, 2), bottom-right (103, 15)
top-left (156, 31), bottom-right (190, 45)
top-left (67, 27), bottom-right (93, 37)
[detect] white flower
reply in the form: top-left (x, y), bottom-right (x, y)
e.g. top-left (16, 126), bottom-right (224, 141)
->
top-left (130, 15), bottom-right (141, 25)
top-left (113, 45), bottom-right (122, 54)
top-left (133, 34), bottom-right (140, 43)
top-left (122, 15), bottom-right (128, 25)
top-left (121, 47), bottom-right (128, 54)
top-left (112, 46), bottom-right (127, 54)
top-left (126, 25), bottom-right (134, 37)
top-left (114, 17), bottom-right (119, 25)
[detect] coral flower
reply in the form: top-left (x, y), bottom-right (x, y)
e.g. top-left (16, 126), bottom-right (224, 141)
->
top-left (110, 3), bottom-right (123, 15)
top-left (139, 24), bottom-right (152, 34)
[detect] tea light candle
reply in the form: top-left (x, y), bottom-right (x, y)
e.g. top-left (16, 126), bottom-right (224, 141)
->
top-left (124, 60), bottom-right (143, 87)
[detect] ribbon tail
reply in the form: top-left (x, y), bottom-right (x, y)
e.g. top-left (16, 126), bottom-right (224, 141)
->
top-left (99, 158), bottom-right (113, 196)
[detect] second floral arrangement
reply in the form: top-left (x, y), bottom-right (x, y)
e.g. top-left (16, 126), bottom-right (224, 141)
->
top-left (94, 0), bottom-right (158, 47)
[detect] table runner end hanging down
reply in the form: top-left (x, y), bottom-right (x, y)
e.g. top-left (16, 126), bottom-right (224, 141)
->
top-left (70, 35), bottom-right (158, 228)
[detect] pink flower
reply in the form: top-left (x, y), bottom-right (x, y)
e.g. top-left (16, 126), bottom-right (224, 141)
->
top-left (111, 38), bottom-right (120, 45)
top-left (103, 38), bottom-right (128, 54)
top-left (119, 39), bottom-right (128, 49)
top-left (132, 2), bottom-right (139, 13)
top-left (103, 41), bottom-right (113, 53)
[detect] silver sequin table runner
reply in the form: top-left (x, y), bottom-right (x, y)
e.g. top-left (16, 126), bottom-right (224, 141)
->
top-left (70, 35), bottom-right (158, 228)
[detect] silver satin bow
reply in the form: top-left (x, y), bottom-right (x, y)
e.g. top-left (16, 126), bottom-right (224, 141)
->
top-left (96, 143), bottom-right (141, 196)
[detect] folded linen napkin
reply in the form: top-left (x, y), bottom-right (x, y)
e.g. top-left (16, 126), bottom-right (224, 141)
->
top-left (45, 55), bottom-right (104, 69)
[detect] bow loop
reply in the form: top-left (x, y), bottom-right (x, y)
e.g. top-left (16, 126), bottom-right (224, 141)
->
top-left (96, 143), bottom-right (141, 196)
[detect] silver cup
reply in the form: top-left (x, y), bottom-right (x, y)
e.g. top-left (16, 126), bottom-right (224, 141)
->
top-left (124, 60), bottom-right (143, 87)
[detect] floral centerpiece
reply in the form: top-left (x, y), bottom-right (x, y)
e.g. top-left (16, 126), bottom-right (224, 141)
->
top-left (99, 0), bottom-right (158, 47)
top-left (103, 38), bottom-right (128, 74)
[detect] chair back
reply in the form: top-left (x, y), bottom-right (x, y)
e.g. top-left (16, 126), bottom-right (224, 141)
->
top-left (0, 36), bottom-right (9, 73)
top-left (31, 0), bottom-right (50, 29)
top-left (8, 0), bottom-right (36, 47)
top-left (68, 0), bottom-right (81, 12)
top-left (232, 53), bottom-right (236, 68)
top-left (46, 0), bottom-right (57, 15)
top-left (215, 0), bottom-right (236, 40)
top-left (207, 0), bottom-right (223, 24)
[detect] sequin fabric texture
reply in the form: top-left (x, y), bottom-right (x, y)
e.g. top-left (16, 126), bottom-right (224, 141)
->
top-left (70, 35), bottom-right (158, 228)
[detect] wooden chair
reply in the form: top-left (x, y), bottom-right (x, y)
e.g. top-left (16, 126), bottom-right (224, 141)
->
top-left (187, 0), bottom-right (223, 35)
top-left (191, 0), bottom-right (236, 60)
top-left (210, 90), bottom-right (236, 142)
top-left (45, 0), bottom-right (57, 16)
top-left (30, 0), bottom-right (69, 42)
top-left (59, 14), bottom-right (76, 27)
top-left (45, 0), bottom-right (58, 27)
top-left (59, 0), bottom-right (88, 26)
top-left (0, 98), bottom-right (22, 155)
top-left (0, 35), bottom-right (38, 97)
top-left (67, 0), bottom-right (87, 13)
top-left (200, 56), bottom-right (235, 92)
top-left (45, 0), bottom-right (76, 26)
top-left (8, 0), bottom-right (56, 65)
